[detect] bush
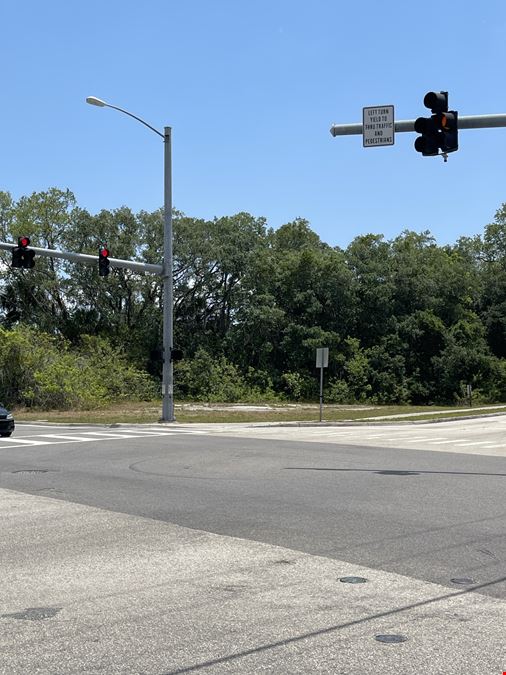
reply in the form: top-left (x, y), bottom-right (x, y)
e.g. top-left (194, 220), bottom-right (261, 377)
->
top-left (175, 349), bottom-right (247, 402)
top-left (280, 371), bottom-right (316, 400)
top-left (0, 327), bottom-right (157, 410)
top-left (325, 378), bottom-right (351, 403)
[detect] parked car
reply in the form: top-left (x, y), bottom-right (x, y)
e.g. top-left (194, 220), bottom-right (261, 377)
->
top-left (0, 405), bottom-right (15, 437)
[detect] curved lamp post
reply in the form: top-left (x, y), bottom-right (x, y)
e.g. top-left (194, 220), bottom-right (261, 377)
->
top-left (86, 96), bottom-right (175, 422)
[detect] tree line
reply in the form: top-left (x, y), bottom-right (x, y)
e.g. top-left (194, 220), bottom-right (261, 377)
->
top-left (1, 187), bottom-right (506, 408)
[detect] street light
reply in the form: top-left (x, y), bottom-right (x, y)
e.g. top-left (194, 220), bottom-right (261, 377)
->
top-left (86, 95), bottom-right (175, 422)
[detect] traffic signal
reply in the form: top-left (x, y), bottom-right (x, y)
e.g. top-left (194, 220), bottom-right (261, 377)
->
top-left (414, 91), bottom-right (458, 157)
top-left (439, 110), bottom-right (458, 153)
top-left (98, 245), bottom-right (110, 277)
top-left (11, 236), bottom-right (35, 269)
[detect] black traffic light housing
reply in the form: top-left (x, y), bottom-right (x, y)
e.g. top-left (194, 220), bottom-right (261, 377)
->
top-left (414, 91), bottom-right (458, 157)
top-left (12, 236), bottom-right (35, 269)
top-left (98, 245), bottom-right (110, 277)
top-left (170, 348), bottom-right (183, 362)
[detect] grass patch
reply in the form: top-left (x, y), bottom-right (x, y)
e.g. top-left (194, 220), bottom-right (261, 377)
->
top-left (12, 401), bottom-right (506, 425)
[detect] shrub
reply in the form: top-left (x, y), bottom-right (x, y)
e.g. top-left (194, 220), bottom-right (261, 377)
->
top-left (0, 327), bottom-right (157, 410)
top-left (175, 349), bottom-right (247, 402)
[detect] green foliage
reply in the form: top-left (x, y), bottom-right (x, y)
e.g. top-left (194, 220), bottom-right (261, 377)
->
top-left (0, 326), bottom-right (156, 410)
top-left (2, 187), bottom-right (506, 407)
top-left (281, 372), bottom-right (306, 400)
top-left (325, 378), bottom-right (351, 404)
top-left (174, 349), bottom-right (247, 402)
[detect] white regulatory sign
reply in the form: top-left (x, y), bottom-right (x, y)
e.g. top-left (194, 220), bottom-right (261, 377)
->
top-left (316, 348), bottom-right (329, 368)
top-left (362, 105), bottom-right (394, 147)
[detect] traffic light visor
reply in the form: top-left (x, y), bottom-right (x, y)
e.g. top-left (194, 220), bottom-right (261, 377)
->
top-left (440, 112), bottom-right (457, 130)
top-left (18, 236), bottom-right (30, 247)
top-left (414, 117), bottom-right (432, 134)
top-left (414, 135), bottom-right (439, 155)
top-left (423, 91), bottom-right (448, 113)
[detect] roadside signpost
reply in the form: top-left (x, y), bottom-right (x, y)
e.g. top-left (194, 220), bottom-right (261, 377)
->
top-left (362, 105), bottom-right (394, 147)
top-left (316, 348), bottom-right (329, 422)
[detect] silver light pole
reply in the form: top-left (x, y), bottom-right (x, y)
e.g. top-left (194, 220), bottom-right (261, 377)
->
top-left (86, 96), bottom-right (175, 422)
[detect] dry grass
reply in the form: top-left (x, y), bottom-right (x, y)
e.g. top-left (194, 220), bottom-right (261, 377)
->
top-left (12, 401), bottom-right (506, 425)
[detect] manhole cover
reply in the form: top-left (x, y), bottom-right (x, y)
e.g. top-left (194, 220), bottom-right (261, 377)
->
top-left (375, 634), bottom-right (408, 644)
top-left (1, 607), bottom-right (61, 621)
top-left (340, 576), bottom-right (368, 584)
top-left (451, 577), bottom-right (476, 586)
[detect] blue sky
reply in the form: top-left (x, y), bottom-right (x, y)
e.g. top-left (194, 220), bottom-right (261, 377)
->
top-left (2, 0), bottom-right (506, 249)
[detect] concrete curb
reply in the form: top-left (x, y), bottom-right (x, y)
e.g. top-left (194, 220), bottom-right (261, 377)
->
top-left (13, 410), bottom-right (506, 428)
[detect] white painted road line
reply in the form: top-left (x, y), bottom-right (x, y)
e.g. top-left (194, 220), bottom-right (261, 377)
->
top-left (425, 439), bottom-right (467, 444)
top-left (37, 434), bottom-right (91, 442)
top-left (402, 437), bottom-right (444, 442)
top-left (79, 431), bottom-right (152, 441)
top-left (117, 430), bottom-right (167, 436)
top-left (0, 437), bottom-right (52, 445)
top-left (454, 441), bottom-right (495, 447)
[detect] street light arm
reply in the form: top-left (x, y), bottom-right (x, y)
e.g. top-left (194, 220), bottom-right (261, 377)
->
top-left (103, 103), bottom-right (164, 139)
top-left (104, 103), bottom-right (164, 139)
top-left (86, 97), bottom-right (164, 138)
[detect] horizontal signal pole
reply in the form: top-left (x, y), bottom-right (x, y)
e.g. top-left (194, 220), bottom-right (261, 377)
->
top-left (330, 113), bottom-right (506, 137)
top-left (0, 242), bottom-right (163, 275)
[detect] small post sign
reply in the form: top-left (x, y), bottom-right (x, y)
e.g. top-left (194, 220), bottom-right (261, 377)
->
top-left (316, 348), bottom-right (329, 369)
top-left (362, 105), bottom-right (395, 147)
top-left (316, 348), bottom-right (329, 422)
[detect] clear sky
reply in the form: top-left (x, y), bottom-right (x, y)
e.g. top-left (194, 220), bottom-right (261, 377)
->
top-left (2, 0), bottom-right (506, 249)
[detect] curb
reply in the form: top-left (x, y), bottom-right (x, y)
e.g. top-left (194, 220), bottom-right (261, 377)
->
top-left (13, 410), bottom-right (506, 428)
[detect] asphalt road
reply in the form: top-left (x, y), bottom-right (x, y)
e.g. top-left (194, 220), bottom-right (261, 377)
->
top-left (0, 420), bottom-right (505, 673)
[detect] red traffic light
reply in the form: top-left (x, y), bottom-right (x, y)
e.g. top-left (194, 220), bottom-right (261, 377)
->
top-left (18, 236), bottom-right (30, 248)
top-left (98, 245), bottom-right (110, 277)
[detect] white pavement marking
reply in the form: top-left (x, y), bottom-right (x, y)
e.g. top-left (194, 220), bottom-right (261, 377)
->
top-left (79, 431), bottom-right (152, 439)
top-left (0, 427), bottom-right (209, 450)
top-left (115, 430), bottom-right (167, 436)
top-left (454, 441), bottom-right (494, 447)
top-left (403, 437), bottom-right (444, 442)
top-left (360, 404), bottom-right (506, 420)
top-left (426, 439), bottom-right (467, 444)
top-left (37, 434), bottom-right (91, 442)
top-left (0, 437), bottom-right (52, 445)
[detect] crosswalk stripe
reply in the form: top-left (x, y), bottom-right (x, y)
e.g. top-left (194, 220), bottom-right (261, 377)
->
top-left (117, 430), bottom-right (166, 436)
top-left (80, 432), bottom-right (148, 439)
top-left (0, 438), bottom-right (52, 445)
top-left (401, 437), bottom-right (439, 442)
top-left (426, 439), bottom-right (467, 444)
top-left (454, 440), bottom-right (493, 447)
top-left (37, 434), bottom-right (91, 442)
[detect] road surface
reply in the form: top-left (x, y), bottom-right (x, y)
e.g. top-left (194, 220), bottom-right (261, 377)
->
top-left (0, 417), bottom-right (504, 673)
